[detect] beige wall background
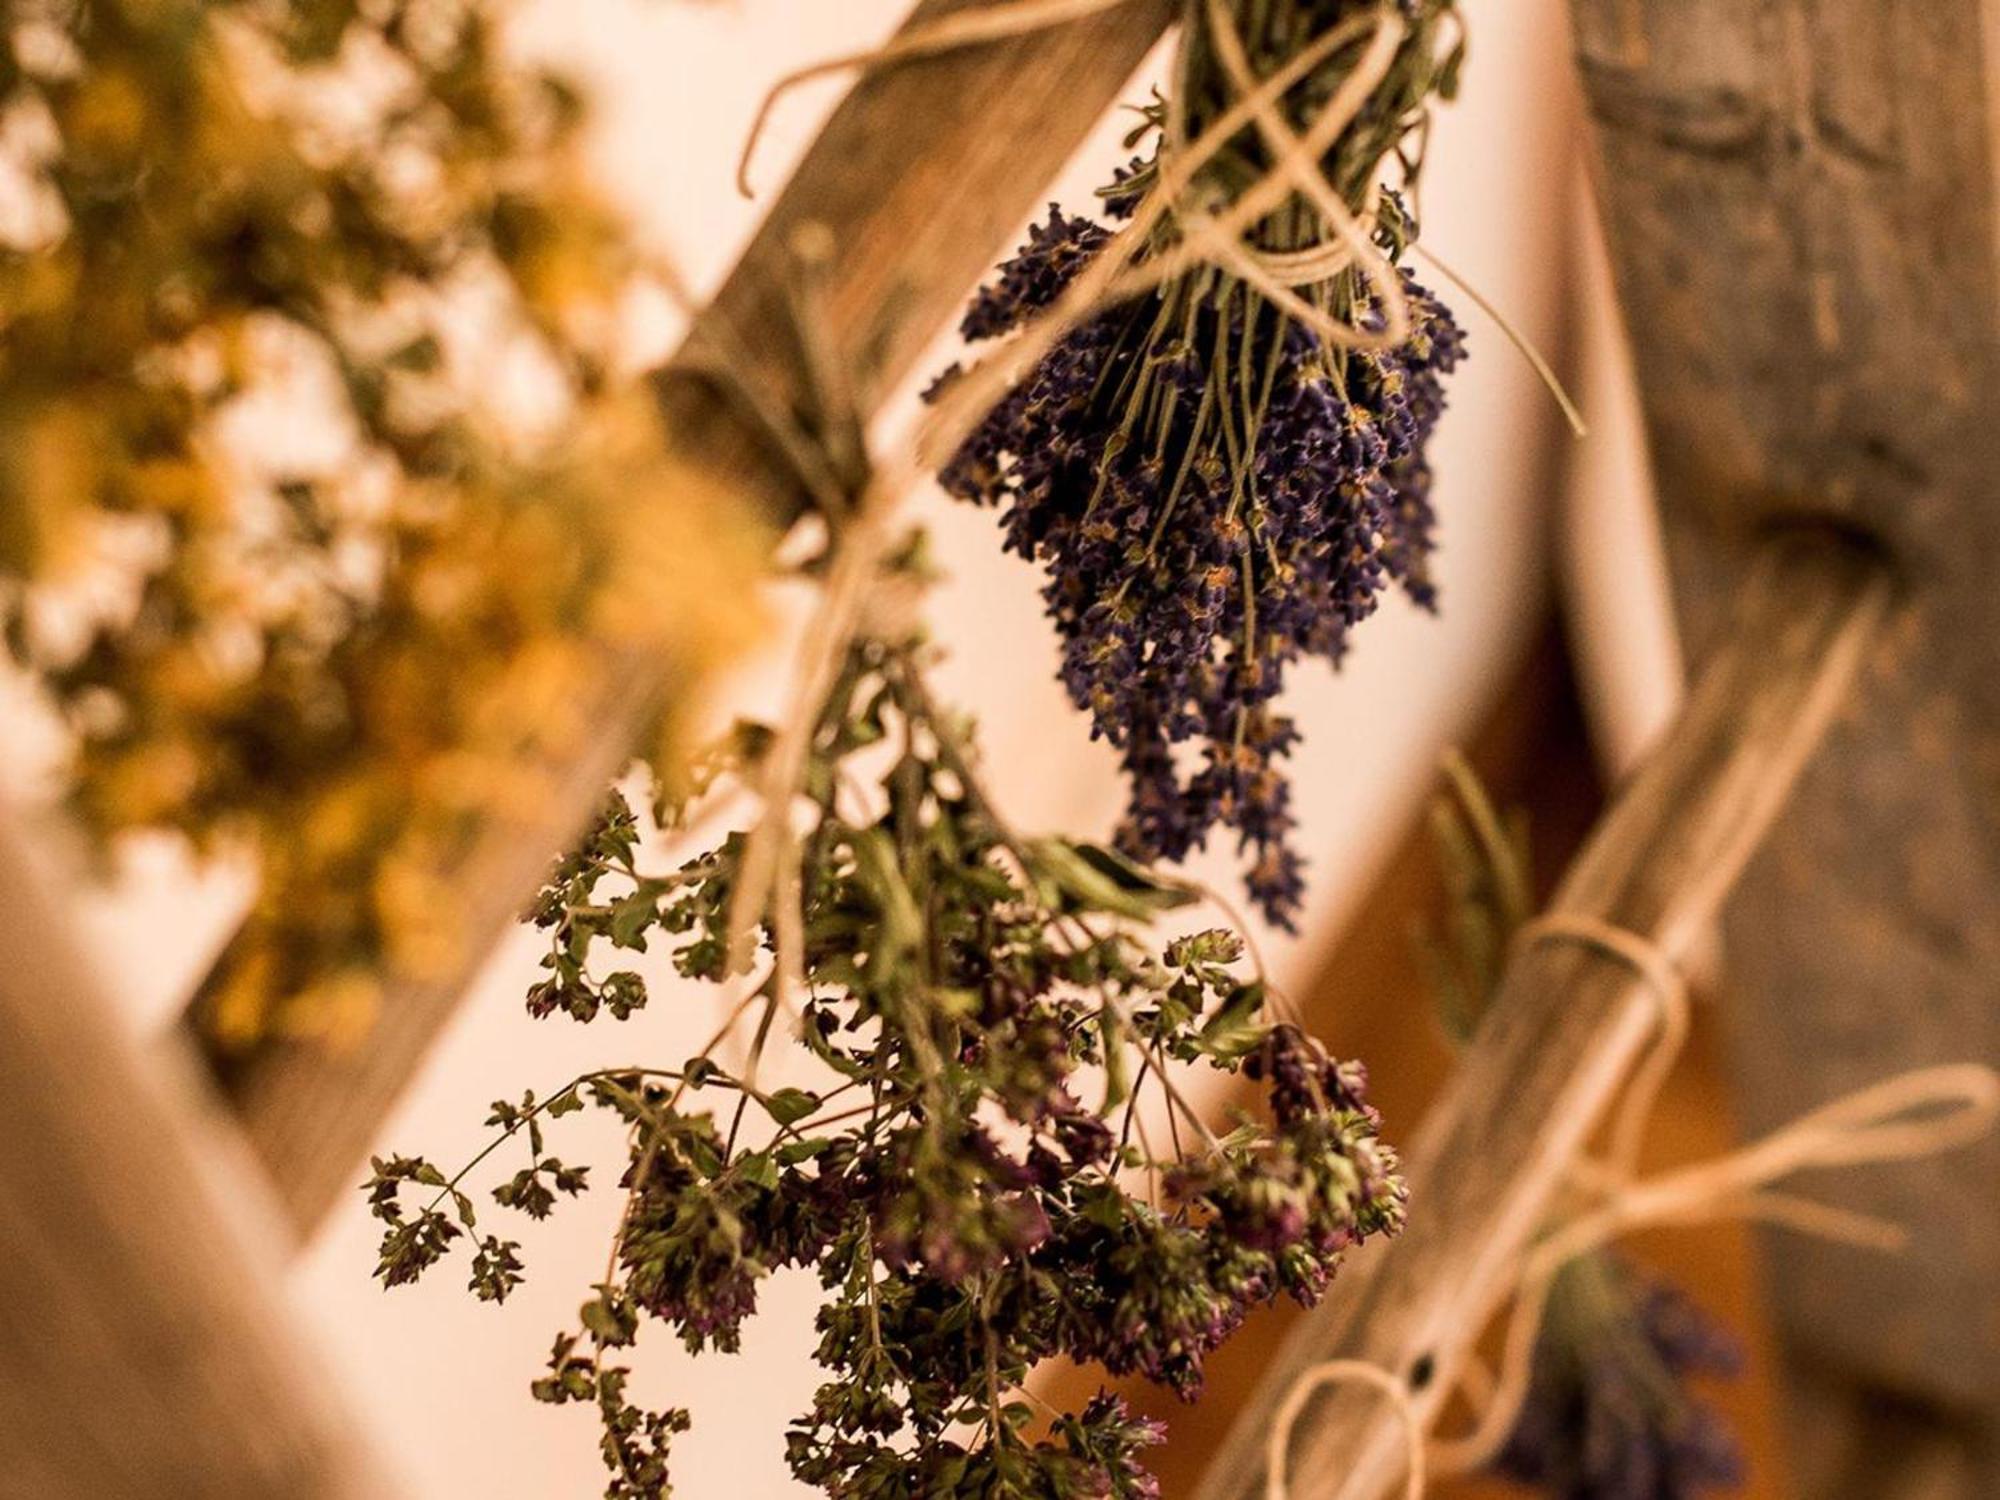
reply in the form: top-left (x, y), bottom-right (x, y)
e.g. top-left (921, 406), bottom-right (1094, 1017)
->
top-left (9, 2), bottom-right (1683, 1493)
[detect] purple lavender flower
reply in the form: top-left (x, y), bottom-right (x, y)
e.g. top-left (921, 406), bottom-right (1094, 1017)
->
top-left (1495, 1255), bottom-right (1746, 1500)
top-left (932, 208), bottom-right (1465, 928)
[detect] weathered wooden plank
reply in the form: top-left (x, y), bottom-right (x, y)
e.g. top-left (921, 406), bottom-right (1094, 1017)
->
top-left (1566, 0), bottom-right (2000, 1470)
top-left (1191, 531), bottom-right (1892, 1500)
top-left (0, 815), bottom-right (390, 1499)
top-left (195, 0), bottom-right (1177, 1237)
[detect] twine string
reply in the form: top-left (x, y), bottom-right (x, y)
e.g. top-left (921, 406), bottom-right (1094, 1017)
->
top-left (1265, 911), bottom-right (2000, 1498)
top-left (1237, 238), bottom-right (1375, 288)
top-left (918, 6), bottom-right (1410, 473)
top-left (1517, 913), bottom-right (1690, 1185)
top-left (738, 0), bottom-right (1142, 197)
top-left (719, 459), bottom-right (904, 989)
top-left (1410, 243), bottom-right (1588, 438)
top-left (1267, 1360), bottom-right (1425, 1500)
top-left (1198, 0), bottom-right (1412, 351)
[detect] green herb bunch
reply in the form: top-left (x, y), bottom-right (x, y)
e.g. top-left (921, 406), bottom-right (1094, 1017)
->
top-left (371, 588), bottom-right (1405, 1498)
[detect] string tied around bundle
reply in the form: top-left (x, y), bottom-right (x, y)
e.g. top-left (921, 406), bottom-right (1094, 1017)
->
top-left (716, 4), bottom-right (1432, 991)
top-left (737, 0), bottom-right (1144, 199)
top-left (1264, 910), bottom-right (2000, 1500)
top-left (744, 0), bottom-right (1432, 465)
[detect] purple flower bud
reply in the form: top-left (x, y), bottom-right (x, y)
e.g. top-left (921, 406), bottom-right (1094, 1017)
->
top-left (930, 208), bottom-right (1466, 927)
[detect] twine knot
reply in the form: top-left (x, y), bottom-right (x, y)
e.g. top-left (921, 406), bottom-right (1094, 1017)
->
top-left (1265, 911), bottom-right (2000, 1500)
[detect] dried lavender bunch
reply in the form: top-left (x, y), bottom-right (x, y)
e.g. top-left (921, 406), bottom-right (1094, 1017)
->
top-left (1494, 1255), bottom-right (1745, 1500)
top-left (370, 621), bottom-right (1405, 1498)
top-left (930, 1), bottom-right (1466, 928)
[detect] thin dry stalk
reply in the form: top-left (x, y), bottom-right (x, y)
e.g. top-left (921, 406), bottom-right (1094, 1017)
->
top-left (196, 0), bottom-right (1179, 1237)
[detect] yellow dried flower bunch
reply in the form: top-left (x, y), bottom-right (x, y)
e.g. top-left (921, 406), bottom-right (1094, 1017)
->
top-left (0, 0), bottom-right (762, 1041)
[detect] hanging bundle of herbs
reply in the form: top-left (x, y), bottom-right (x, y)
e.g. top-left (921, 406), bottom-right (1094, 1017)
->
top-left (371, 561), bottom-right (1405, 1497)
top-left (929, 0), bottom-right (1466, 929)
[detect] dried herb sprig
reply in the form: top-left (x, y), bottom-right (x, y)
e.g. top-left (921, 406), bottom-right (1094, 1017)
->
top-left (371, 583), bottom-right (1405, 1498)
top-left (929, 0), bottom-right (1467, 929)
top-left (0, 0), bottom-right (756, 1039)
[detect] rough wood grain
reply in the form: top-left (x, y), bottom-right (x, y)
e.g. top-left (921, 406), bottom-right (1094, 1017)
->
top-left (1191, 531), bottom-right (1892, 1500)
top-left (1565, 0), bottom-right (2000, 1470)
top-left (194, 0), bottom-right (1177, 1238)
top-left (0, 815), bottom-right (388, 1500)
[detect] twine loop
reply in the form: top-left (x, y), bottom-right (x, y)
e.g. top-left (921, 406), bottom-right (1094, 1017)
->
top-left (1265, 911), bottom-right (2000, 1499)
top-left (1238, 235), bottom-right (1371, 289)
top-left (1267, 1361), bottom-right (1424, 1500)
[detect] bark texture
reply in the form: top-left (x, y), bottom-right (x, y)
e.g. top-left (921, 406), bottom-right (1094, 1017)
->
top-left (1566, 0), bottom-right (2000, 1482)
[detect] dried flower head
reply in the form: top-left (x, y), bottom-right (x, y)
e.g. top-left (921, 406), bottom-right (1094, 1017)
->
top-left (1496, 1256), bottom-right (1746, 1500)
top-left (929, 2), bottom-right (1466, 928)
top-left (370, 612), bottom-right (1404, 1498)
top-left (933, 221), bottom-right (1462, 927)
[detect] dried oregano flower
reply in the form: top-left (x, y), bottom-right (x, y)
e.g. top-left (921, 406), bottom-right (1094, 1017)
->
top-left (0, 0), bottom-right (757, 1039)
top-left (371, 610), bottom-right (1405, 1498)
top-left (930, 1), bottom-right (1467, 928)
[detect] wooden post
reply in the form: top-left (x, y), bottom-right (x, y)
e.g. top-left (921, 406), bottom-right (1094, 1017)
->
top-left (1192, 530), bottom-right (1893, 1500)
top-left (194, 0), bottom-right (1179, 1237)
top-left (0, 814), bottom-right (390, 1499)
top-left (1566, 0), bottom-right (2000, 1485)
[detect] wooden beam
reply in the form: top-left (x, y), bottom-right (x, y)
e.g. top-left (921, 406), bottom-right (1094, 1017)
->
top-left (1192, 530), bottom-right (1892, 1500)
top-left (1566, 0), bottom-right (2000, 1465)
top-left (194, 0), bottom-right (1178, 1237)
top-left (1785, 1358), bottom-right (1990, 1500)
top-left (0, 814), bottom-right (389, 1498)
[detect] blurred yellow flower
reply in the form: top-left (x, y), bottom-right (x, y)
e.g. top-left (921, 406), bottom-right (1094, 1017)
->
top-left (1, 0), bottom-right (767, 1041)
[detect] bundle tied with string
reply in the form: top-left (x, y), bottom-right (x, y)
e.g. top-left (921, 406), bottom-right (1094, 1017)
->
top-left (732, 2), bottom-right (1504, 940)
top-left (920, 0), bottom-right (1503, 930)
top-left (1262, 912), bottom-right (2000, 1500)
top-left (722, 0), bottom-right (1500, 974)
